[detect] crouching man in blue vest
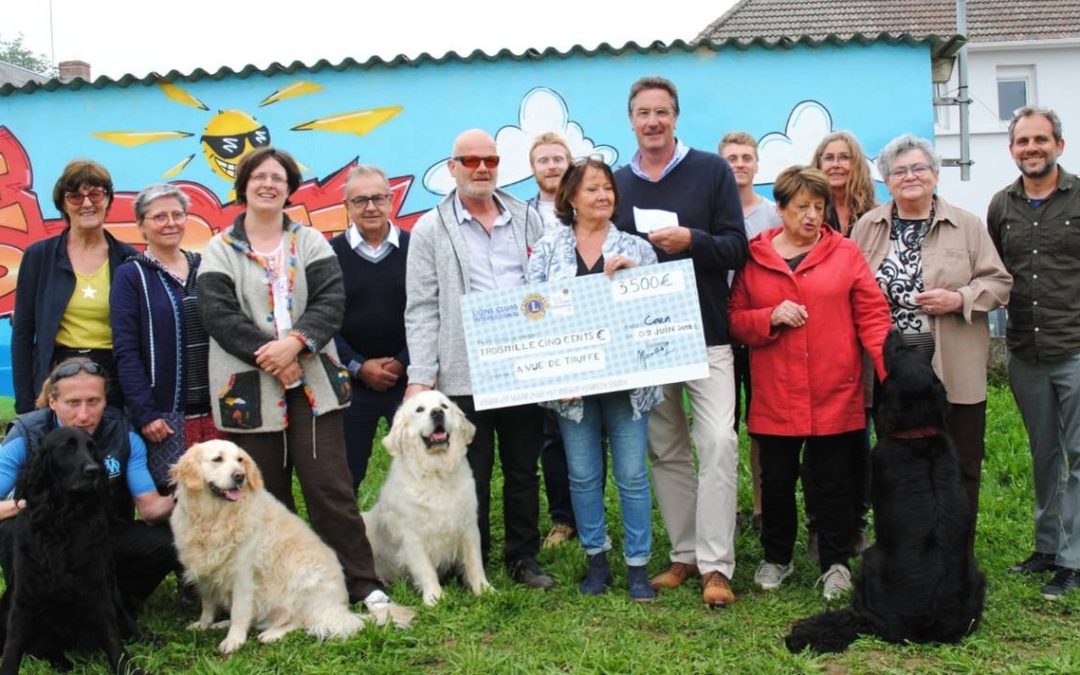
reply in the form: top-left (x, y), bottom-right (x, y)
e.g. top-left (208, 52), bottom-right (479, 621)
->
top-left (0, 357), bottom-right (177, 623)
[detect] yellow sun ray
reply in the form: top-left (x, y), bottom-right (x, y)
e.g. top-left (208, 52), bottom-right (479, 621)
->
top-left (162, 155), bottom-right (196, 178)
top-left (259, 81), bottom-right (325, 107)
top-left (291, 106), bottom-right (403, 136)
top-left (158, 81), bottom-right (209, 111)
top-left (92, 131), bottom-right (193, 147)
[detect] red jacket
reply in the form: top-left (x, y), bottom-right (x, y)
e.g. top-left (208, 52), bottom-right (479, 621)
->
top-left (729, 226), bottom-right (890, 437)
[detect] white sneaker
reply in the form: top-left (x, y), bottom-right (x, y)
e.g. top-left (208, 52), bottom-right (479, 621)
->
top-left (817, 564), bottom-right (852, 601)
top-left (754, 561), bottom-right (794, 590)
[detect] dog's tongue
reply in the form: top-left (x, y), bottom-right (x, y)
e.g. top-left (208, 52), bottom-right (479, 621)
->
top-left (430, 430), bottom-right (449, 443)
top-left (223, 488), bottom-right (243, 502)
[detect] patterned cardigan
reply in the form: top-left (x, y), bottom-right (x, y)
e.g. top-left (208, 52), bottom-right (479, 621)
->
top-left (526, 222), bottom-right (661, 422)
top-left (198, 215), bottom-right (350, 433)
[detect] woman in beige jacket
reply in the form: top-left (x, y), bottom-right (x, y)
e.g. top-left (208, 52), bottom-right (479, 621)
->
top-left (852, 134), bottom-right (1012, 528)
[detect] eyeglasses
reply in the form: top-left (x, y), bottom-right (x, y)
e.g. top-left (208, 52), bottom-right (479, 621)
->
top-left (454, 155), bottom-right (500, 170)
top-left (889, 163), bottom-right (933, 180)
top-left (347, 194), bottom-right (391, 208)
top-left (200, 126), bottom-right (270, 159)
top-left (573, 154), bottom-right (607, 166)
top-left (49, 360), bottom-right (105, 383)
top-left (250, 173), bottom-right (287, 185)
top-left (145, 211), bottom-right (188, 226)
top-left (64, 188), bottom-right (108, 206)
top-left (821, 153), bottom-right (853, 165)
top-left (632, 108), bottom-right (675, 121)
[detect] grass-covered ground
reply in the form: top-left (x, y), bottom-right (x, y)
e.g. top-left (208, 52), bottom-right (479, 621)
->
top-left (6, 385), bottom-right (1080, 673)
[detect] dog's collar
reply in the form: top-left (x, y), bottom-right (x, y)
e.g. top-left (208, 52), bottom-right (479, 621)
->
top-left (889, 426), bottom-right (941, 439)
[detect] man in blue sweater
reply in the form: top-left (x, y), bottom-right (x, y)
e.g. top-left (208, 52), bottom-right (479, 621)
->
top-left (613, 76), bottom-right (748, 607)
top-left (331, 165), bottom-right (409, 494)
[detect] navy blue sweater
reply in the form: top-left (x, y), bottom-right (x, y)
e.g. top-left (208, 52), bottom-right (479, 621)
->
top-left (613, 148), bottom-right (747, 346)
top-left (330, 231), bottom-right (410, 375)
top-left (110, 251), bottom-right (204, 428)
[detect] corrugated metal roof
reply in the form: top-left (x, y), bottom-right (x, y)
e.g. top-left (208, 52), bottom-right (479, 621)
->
top-left (697, 0), bottom-right (1080, 46)
top-left (0, 34), bottom-right (957, 97)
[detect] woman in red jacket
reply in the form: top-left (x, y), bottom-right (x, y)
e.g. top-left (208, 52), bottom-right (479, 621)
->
top-left (729, 165), bottom-right (890, 601)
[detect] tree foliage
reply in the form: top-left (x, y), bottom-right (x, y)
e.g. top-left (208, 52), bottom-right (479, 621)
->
top-left (0, 32), bottom-right (54, 76)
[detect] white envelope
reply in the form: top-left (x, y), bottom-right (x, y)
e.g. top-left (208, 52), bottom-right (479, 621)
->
top-left (633, 206), bottom-right (680, 233)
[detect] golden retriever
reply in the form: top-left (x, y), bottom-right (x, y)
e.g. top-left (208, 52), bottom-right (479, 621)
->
top-left (170, 440), bottom-right (368, 654)
top-left (362, 390), bottom-right (491, 606)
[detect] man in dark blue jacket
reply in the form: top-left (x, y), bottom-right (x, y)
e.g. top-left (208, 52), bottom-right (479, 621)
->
top-left (331, 165), bottom-right (410, 493)
top-left (613, 76), bottom-right (747, 607)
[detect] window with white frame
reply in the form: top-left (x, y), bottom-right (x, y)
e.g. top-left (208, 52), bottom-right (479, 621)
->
top-left (996, 65), bottom-right (1036, 121)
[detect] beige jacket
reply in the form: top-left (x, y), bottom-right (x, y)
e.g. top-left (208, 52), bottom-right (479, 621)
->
top-left (852, 196), bottom-right (1012, 404)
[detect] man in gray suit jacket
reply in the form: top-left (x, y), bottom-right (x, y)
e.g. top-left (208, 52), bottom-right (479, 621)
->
top-left (404, 129), bottom-right (554, 589)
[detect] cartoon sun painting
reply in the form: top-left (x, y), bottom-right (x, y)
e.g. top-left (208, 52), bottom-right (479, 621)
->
top-left (93, 80), bottom-right (402, 199)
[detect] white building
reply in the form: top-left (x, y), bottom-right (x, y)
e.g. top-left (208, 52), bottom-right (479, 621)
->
top-left (935, 35), bottom-right (1080, 218)
top-left (697, 0), bottom-right (1080, 218)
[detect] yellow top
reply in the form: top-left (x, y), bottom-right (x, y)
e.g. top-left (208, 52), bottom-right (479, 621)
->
top-left (55, 260), bottom-right (112, 349)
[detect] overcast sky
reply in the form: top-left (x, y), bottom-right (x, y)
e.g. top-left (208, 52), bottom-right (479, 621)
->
top-left (4, 1), bottom-right (735, 80)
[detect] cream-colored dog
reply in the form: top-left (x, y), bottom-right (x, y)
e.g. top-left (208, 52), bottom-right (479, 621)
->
top-left (363, 390), bottom-right (491, 606)
top-left (171, 440), bottom-right (368, 654)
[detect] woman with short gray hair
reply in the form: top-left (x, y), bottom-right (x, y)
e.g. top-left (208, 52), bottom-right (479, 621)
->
top-left (111, 183), bottom-right (222, 491)
top-left (852, 134), bottom-right (1013, 529)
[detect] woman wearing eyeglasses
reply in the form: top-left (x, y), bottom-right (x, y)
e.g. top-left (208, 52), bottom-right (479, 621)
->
top-left (11, 159), bottom-right (136, 414)
top-left (110, 184), bottom-right (222, 491)
top-left (527, 158), bottom-right (660, 601)
top-left (810, 131), bottom-right (877, 236)
top-left (197, 147), bottom-right (410, 618)
top-left (852, 134), bottom-right (1012, 527)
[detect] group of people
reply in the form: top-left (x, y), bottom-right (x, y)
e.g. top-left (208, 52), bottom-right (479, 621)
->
top-left (1, 74), bottom-right (1077, 636)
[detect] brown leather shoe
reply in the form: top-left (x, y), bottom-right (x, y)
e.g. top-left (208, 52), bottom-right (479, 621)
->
top-left (702, 571), bottom-right (736, 608)
top-left (649, 561), bottom-right (699, 590)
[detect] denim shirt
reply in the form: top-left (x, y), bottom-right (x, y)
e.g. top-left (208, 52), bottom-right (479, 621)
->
top-left (526, 222), bottom-right (662, 422)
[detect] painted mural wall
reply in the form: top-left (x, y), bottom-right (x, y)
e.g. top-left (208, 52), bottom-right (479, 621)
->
top-left (0, 41), bottom-right (933, 400)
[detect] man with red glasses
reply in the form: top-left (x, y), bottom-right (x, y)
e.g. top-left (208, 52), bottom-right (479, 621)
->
top-left (613, 76), bottom-right (747, 608)
top-left (404, 129), bottom-right (553, 589)
top-left (331, 165), bottom-right (410, 494)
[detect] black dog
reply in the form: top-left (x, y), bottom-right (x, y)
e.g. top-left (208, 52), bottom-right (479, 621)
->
top-left (0, 428), bottom-right (144, 674)
top-left (785, 331), bottom-right (986, 654)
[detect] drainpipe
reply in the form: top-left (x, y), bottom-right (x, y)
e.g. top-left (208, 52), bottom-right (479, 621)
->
top-left (956, 0), bottom-right (972, 181)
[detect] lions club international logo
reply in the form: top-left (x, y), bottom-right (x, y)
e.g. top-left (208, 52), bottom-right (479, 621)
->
top-left (520, 293), bottom-right (548, 321)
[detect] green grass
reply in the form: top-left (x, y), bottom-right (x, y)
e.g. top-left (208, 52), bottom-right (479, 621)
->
top-left (8, 385), bottom-right (1080, 673)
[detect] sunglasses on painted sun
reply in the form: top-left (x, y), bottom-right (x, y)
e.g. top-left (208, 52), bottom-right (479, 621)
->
top-left (64, 188), bottom-right (109, 206)
top-left (453, 155), bottom-right (501, 170)
top-left (49, 360), bottom-right (105, 383)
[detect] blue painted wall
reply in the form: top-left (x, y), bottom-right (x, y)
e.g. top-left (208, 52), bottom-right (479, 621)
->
top-left (0, 41), bottom-right (933, 398)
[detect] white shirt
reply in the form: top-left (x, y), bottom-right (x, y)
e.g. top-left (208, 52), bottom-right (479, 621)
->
top-left (628, 139), bottom-right (690, 183)
top-left (346, 222), bottom-right (401, 263)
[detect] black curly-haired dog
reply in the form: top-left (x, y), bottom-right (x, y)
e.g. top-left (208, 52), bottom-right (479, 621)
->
top-left (0, 427), bottom-right (144, 674)
top-left (785, 331), bottom-right (986, 654)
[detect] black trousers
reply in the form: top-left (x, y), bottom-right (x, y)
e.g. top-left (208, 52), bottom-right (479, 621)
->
top-left (732, 343), bottom-right (752, 433)
top-left (343, 381), bottom-right (405, 494)
top-left (949, 400), bottom-right (987, 529)
top-left (756, 431), bottom-right (862, 571)
top-left (540, 409), bottom-right (575, 528)
top-left (451, 397), bottom-right (543, 567)
top-left (803, 412), bottom-right (871, 531)
top-left (0, 518), bottom-right (176, 616)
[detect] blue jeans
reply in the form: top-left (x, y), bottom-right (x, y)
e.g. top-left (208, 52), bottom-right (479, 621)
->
top-left (557, 392), bottom-right (652, 566)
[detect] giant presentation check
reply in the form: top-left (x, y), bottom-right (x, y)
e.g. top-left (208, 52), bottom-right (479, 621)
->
top-left (460, 259), bottom-right (708, 410)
